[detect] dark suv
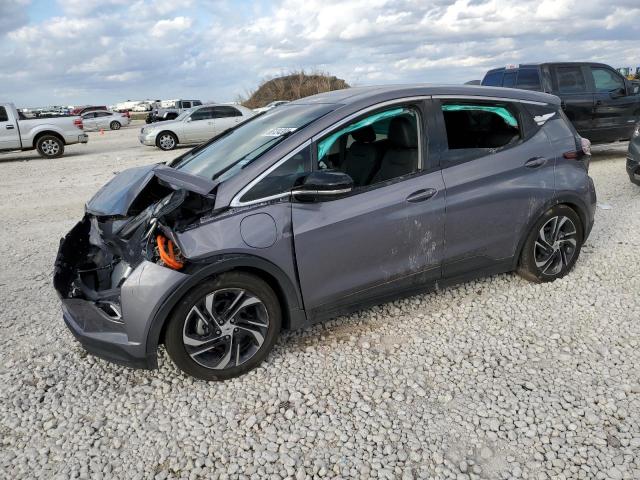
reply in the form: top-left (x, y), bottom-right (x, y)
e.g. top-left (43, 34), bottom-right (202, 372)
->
top-left (482, 62), bottom-right (640, 143)
top-left (54, 85), bottom-right (596, 380)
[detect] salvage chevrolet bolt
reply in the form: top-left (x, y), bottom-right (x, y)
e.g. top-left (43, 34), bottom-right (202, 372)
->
top-left (54, 85), bottom-right (596, 380)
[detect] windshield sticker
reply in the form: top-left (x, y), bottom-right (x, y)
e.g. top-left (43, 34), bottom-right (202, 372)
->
top-left (262, 127), bottom-right (297, 137)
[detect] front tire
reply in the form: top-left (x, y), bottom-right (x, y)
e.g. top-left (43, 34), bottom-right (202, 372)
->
top-left (156, 131), bottom-right (178, 151)
top-left (165, 272), bottom-right (282, 381)
top-left (109, 121), bottom-right (121, 130)
top-left (36, 135), bottom-right (64, 158)
top-left (517, 205), bottom-right (583, 283)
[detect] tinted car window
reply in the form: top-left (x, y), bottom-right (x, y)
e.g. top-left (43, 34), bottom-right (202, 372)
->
top-left (516, 69), bottom-right (541, 90)
top-left (502, 71), bottom-right (517, 88)
top-left (482, 71), bottom-right (504, 86)
top-left (190, 107), bottom-right (214, 121)
top-left (441, 102), bottom-right (521, 150)
top-left (591, 67), bottom-right (625, 93)
top-left (0, 107), bottom-right (8, 122)
top-left (240, 146), bottom-right (311, 202)
top-left (96, 112), bottom-right (111, 117)
top-left (212, 106), bottom-right (242, 118)
top-left (556, 66), bottom-right (586, 93)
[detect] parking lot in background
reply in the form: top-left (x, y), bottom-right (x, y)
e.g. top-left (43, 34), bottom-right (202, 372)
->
top-left (0, 126), bottom-right (639, 479)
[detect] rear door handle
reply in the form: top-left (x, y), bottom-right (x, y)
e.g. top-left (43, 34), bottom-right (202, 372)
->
top-left (406, 188), bottom-right (437, 203)
top-left (524, 157), bottom-right (547, 168)
top-left (6, 125), bottom-right (15, 130)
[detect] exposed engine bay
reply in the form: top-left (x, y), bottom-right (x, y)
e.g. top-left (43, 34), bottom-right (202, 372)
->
top-left (53, 164), bottom-right (218, 311)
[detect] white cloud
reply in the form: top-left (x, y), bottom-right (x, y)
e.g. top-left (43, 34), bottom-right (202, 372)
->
top-left (151, 16), bottom-right (193, 37)
top-left (0, 0), bottom-right (638, 106)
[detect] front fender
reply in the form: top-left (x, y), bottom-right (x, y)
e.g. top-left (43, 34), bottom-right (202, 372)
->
top-left (144, 254), bottom-right (306, 366)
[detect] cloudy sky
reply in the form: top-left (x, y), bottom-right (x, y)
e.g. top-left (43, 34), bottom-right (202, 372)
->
top-left (1, 0), bottom-right (639, 107)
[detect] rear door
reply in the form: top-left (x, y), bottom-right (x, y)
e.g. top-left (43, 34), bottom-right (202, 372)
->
top-left (552, 65), bottom-right (594, 137)
top-left (94, 112), bottom-right (113, 129)
top-left (432, 97), bottom-right (557, 277)
top-left (590, 65), bottom-right (638, 141)
top-left (291, 100), bottom-right (446, 315)
top-left (212, 106), bottom-right (244, 134)
top-left (0, 106), bottom-right (21, 150)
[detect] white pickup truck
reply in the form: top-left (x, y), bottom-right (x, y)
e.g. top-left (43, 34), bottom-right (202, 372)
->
top-left (0, 102), bottom-right (89, 158)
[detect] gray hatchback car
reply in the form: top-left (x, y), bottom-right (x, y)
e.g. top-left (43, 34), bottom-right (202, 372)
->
top-left (54, 85), bottom-right (596, 380)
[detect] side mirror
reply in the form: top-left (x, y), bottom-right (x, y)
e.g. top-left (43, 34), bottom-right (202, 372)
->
top-left (292, 170), bottom-right (354, 203)
top-left (186, 117), bottom-right (192, 122)
top-left (610, 87), bottom-right (626, 99)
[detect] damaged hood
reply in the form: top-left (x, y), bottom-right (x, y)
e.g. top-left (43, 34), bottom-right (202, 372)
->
top-left (86, 163), bottom-right (217, 217)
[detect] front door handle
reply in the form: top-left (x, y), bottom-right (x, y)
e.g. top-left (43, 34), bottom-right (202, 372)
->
top-left (524, 157), bottom-right (547, 168)
top-left (6, 125), bottom-right (15, 130)
top-left (406, 188), bottom-right (437, 203)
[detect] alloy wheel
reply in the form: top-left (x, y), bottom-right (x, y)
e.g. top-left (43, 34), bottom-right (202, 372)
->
top-left (158, 134), bottom-right (175, 150)
top-left (182, 288), bottom-right (270, 370)
top-left (41, 139), bottom-right (60, 156)
top-left (534, 215), bottom-right (577, 276)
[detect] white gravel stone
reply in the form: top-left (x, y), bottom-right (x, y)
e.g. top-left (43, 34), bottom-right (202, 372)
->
top-left (0, 131), bottom-right (639, 479)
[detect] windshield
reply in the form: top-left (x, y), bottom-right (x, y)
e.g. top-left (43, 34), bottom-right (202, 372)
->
top-left (173, 104), bottom-right (335, 181)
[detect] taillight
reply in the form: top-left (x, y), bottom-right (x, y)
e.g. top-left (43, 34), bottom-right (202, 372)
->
top-left (563, 137), bottom-right (591, 159)
top-left (73, 118), bottom-right (83, 130)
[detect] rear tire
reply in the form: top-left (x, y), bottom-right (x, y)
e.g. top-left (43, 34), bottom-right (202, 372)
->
top-left (156, 131), bottom-right (178, 151)
top-left (36, 135), bottom-right (64, 158)
top-left (517, 205), bottom-right (583, 283)
top-left (165, 272), bottom-right (282, 381)
top-left (109, 121), bottom-right (121, 130)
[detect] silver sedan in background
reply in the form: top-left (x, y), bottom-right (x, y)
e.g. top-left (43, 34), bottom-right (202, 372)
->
top-left (138, 103), bottom-right (256, 150)
top-left (81, 110), bottom-right (131, 131)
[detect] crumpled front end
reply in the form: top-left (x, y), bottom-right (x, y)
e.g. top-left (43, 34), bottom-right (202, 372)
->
top-left (53, 164), bottom-right (218, 368)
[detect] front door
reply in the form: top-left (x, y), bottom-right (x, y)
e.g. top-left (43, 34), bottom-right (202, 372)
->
top-left (183, 107), bottom-right (216, 143)
top-left (590, 66), bottom-right (639, 141)
top-left (82, 112), bottom-right (97, 130)
top-left (291, 102), bottom-right (445, 315)
top-left (0, 106), bottom-right (20, 150)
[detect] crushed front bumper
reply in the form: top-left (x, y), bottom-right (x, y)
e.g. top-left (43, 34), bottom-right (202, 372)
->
top-left (54, 220), bottom-right (188, 369)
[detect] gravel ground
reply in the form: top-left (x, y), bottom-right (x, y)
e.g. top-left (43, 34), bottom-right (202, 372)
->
top-left (0, 126), bottom-right (638, 479)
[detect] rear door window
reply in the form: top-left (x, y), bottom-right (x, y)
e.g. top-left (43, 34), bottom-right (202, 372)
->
top-left (482, 71), bottom-right (504, 86)
top-left (0, 107), bottom-right (8, 122)
top-left (439, 101), bottom-right (522, 163)
top-left (502, 71), bottom-right (517, 88)
top-left (516, 69), bottom-right (541, 90)
top-left (212, 106), bottom-right (242, 118)
top-left (556, 66), bottom-right (587, 93)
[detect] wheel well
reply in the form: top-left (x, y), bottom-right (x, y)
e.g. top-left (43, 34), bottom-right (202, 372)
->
top-left (33, 131), bottom-right (65, 148)
top-left (513, 200), bottom-right (586, 270)
top-left (158, 266), bottom-right (291, 346)
top-left (156, 130), bottom-right (177, 143)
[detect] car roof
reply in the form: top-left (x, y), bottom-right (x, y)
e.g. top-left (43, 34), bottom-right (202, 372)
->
top-left (289, 84), bottom-right (560, 106)
top-left (485, 62), bottom-right (614, 74)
